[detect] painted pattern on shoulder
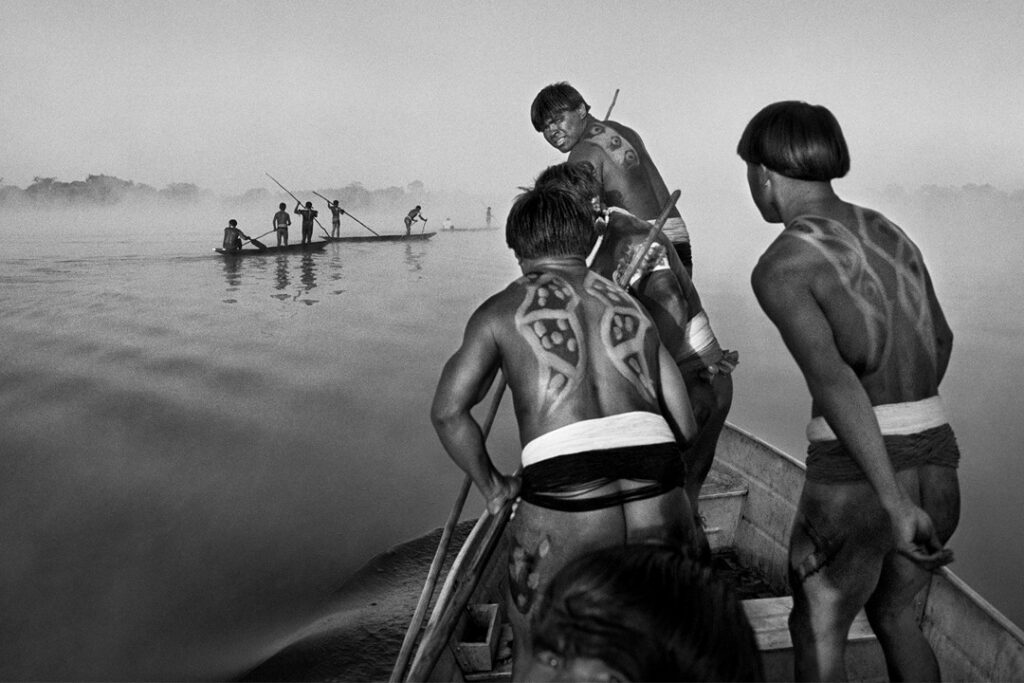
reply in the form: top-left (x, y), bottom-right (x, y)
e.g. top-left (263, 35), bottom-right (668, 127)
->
top-left (785, 210), bottom-right (935, 363)
top-left (515, 272), bottom-right (586, 411)
top-left (584, 121), bottom-right (640, 170)
top-left (584, 272), bottom-right (657, 402)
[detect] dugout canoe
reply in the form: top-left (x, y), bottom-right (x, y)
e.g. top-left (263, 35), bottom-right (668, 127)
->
top-left (242, 422), bottom-right (1024, 682)
top-left (325, 232), bottom-right (436, 243)
top-left (213, 241), bottom-right (328, 256)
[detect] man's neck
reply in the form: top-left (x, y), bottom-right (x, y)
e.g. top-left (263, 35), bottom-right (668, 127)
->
top-left (519, 254), bottom-right (588, 275)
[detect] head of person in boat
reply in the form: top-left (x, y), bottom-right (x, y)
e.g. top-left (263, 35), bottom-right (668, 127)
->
top-left (530, 82), bottom-right (591, 155)
top-left (524, 543), bottom-right (764, 682)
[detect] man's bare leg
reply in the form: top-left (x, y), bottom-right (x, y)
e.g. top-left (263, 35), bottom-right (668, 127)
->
top-left (864, 466), bottom-right (959, 682)
top-left (788, 481), bottom-right (890, 681)
top-left (505, 500), bottom-right (627, 680)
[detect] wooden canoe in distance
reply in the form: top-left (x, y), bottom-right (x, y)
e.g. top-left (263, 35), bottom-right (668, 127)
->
top-left (214, 241), bottom-right (328, 256)
top-left (325, 232), bottom-right (436, 243)
top-left (242, 423), bottom-right (1024, 682)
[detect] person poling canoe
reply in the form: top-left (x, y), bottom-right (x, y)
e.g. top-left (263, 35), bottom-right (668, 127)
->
top-left (404, 205), bottom-right (427, 236)
top-left (312, 191), bottom-right (346, 238)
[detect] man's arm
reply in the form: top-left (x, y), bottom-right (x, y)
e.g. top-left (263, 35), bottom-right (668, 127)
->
top-left (923, 266), bottom-right (953, 384)
top-left (657, 344), bottom-right (697, 448)
top-left (752, 246), bottom-right (952, 568)
top-left (431, 305), bottom-right (518, 513)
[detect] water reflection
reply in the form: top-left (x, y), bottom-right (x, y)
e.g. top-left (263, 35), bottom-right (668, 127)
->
top-left (299, 253), bottom-right (317, 292)
top-left (404, 243), bottom-right (425, 272)
top-left (216, 251), bottom-right (327, 304)
top-left (274, 255), bottom-right (290, 291)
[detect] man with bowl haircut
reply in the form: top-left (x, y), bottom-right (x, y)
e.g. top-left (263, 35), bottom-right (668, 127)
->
top-left (531, 81), bottom-right (694, 274)
top-left (738, 100), bottom-right (959, 681)
top-left (431, 185), bottom-right (699, 680)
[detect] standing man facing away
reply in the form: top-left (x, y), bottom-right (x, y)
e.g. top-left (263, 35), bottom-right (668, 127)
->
top-left (294, 201), bottom-right (318, 245)
top-left (738, 100), bottom-right (959, 681)
top-left (404, 205), bottom-right (426, 235)
top-left (431, 184), bottom-right (699, 680)
top-left (531, 82), bottom-right (694, 275)
top-left (272, 202), bottom-right (291, 247)
top-left (534, 161), bottom-right (737, 558)
top-left (325, 199), bottom-right (345, 238)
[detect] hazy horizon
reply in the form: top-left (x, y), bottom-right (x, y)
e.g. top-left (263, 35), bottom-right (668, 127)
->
top-left (2, 1), bottom-right (1022, 202)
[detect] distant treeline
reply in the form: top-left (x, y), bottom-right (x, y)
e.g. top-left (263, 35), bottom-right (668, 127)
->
top-left (0, 174), bottom-right (434, 210)
top-left (875, 183), bottom-right (1024, 205)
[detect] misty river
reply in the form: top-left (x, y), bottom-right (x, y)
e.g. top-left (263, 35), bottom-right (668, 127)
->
top-left (1, 192), bottom-right (1022, 680)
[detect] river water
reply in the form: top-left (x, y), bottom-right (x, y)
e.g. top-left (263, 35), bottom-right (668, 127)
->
top-left (1, 196), bottom-right (1021, 680)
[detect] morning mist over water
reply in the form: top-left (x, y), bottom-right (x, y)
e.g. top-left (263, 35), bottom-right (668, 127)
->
top-left (1, 181), bottom-right (1022, 679)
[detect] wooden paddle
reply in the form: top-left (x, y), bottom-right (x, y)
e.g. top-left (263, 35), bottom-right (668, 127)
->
top-left (242, 228), bottom-right (275, 251)
top-left (311, 191), bottom-right (381, 237)
top-left (390, 190), bottom-right (681, 682)
top-left (265, 173), bottom-right (331, 238)
top-left (420, 218), bottom-right (427, 234)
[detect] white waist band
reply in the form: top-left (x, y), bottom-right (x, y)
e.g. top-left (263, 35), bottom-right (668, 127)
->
top-left (522, 411), bottom-right (675, 467)
top-left (806, 396), bottom-right (948, 443)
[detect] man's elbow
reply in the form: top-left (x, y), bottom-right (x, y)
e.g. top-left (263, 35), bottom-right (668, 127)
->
top-left (430, 398), bottom-right (463, 435)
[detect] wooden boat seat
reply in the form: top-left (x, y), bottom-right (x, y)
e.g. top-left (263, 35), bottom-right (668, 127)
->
top-left (743, 596), bottom-right (886, 682)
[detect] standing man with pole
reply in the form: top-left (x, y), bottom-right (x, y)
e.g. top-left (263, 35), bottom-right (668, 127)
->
top-left (530, 82), bottom-right (694, 275)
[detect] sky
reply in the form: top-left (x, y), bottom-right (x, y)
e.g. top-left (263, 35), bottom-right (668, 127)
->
top-left (2, 0), bottom-right (1023, 202)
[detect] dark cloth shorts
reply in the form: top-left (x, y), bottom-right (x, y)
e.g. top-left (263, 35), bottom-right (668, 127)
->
top-left (806, 423), bottom-right (960, 484)
top-left (520, 442), bottom-right (685, 512)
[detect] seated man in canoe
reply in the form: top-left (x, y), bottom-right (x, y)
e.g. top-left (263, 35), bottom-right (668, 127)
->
top-left (431, 184), bottom-right (699, 679)
top-left (534, 161), bottom-right (737, 559)
top-left (739, 100), bottom-right (959, 681)
top-left (221, 219), bottom-right (251, 252)
top-left (531, 81), bottom-right (694, 274)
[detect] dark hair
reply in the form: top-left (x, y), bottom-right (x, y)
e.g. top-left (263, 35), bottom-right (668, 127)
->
top-left (737, 100), bottom-right (850, 181)
top-left (531, 544), bottom-right (764, 682)
top-left (534, 161), bottom-right (602, 206)
top-left (506, 184), bottom-right (596, 260)
top-left (279, 203), bottom-right (286, 210)
top-left (531, 82), bottom-right (590, 132)
top-left (228, 219), bottom-right (237, 226)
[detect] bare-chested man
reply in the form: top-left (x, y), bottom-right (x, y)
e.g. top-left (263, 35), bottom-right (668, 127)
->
top-left (531, 81), bottom-right (694, 274)
top-left (272, 202), bottom-right (291, 247)
top-left (294, 201), bottom-right (318, 245)
top-left (431, 184), bottom-right (699, 680)
top-left (534, 161), bottom-right (737, 559)
top-left (739, 101), bottom-right (959, 681)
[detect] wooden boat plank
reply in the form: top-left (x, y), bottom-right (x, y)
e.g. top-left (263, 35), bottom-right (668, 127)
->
top-left (326, 232), bottom-right (435, 243)
top-left (921, 569), bottom-right (1024, 681)
top-left (214, 241), bottom-right (328, 256)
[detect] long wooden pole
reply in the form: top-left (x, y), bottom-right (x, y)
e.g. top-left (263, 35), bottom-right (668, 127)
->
top-left (395, 190), bottom-right (681, 681)
top-left (388, 374), bottom-right (507, 682)
top-left (265, 173), bottom-right (331, 237)
top-left (312, 191), bottom-right (381, 236)
top-left (603, 88), bottom-right (620, 121)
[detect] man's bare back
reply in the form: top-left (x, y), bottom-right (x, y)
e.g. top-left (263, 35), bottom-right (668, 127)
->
top-left (432, 186), bottom-right (697, 679)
